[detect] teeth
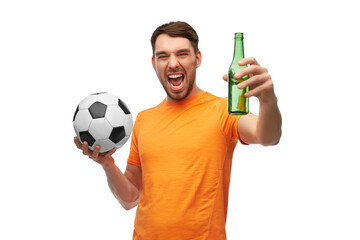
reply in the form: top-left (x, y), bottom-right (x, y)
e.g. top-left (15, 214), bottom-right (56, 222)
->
top-left (168, 74), bottom-right (183, 78)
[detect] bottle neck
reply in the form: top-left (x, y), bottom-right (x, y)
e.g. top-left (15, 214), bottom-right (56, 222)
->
top-left (232, 33), bottom-right (245, 61)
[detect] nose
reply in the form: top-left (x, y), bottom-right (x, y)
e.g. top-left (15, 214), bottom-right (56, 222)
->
top-left (168, 55), bottom-right (180, 69)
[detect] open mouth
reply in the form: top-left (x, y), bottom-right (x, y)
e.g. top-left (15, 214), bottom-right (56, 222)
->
top-left (168, 74), bottom-right (185, 91)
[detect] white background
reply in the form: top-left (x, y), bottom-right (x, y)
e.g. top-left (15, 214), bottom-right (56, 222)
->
top-left (1, 0), bottom-right (359, 239)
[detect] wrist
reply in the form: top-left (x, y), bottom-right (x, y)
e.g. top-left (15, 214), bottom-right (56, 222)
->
top-left (259, 93), bottom-right (278, 106)
top-left (101, 156), bottom-right (115, 170)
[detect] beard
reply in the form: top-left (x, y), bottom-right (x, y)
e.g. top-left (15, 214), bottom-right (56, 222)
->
top-left (158, 62), bottom-right (197, 102)
top-left (162, 74), bottom-right (195, 102)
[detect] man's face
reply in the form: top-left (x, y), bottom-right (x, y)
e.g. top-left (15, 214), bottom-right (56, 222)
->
top-left (152, 34), bottom-right (201, 102)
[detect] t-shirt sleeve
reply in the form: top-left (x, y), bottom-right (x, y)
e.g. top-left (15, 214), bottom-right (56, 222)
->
top-left (127, 114), bottom-right (142, 167)
top-left (215, 97), bottom-right (249, 145)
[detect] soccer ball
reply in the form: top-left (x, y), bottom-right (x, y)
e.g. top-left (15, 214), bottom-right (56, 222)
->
top-left (73, 92), bottom-right (133, 153)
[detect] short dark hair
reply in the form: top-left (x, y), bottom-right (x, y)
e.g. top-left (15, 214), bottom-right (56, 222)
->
top-left (150, 21), bottom-right (199, 55)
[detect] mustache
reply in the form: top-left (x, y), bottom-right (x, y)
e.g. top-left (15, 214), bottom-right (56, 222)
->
top-left (166, 68), bottom-right (185, 74)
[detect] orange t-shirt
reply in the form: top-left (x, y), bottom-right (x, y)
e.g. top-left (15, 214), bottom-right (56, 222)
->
top-left (127, 91), bottom-right (246, 240)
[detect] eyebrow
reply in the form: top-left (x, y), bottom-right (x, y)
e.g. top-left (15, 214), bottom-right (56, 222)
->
top-left (177, 48), bottom-right (191, 53)
top-left (155, 48), bottom-right (191, 57)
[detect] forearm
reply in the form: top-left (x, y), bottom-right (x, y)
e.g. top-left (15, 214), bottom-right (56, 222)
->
top-left (256, 97), bottom-right (282, 146)
top-left (102, 158), bottom-right (140, 209)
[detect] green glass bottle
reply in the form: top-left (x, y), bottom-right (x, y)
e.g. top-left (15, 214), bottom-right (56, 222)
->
top-left (228, 32), bottom-right (249, 115)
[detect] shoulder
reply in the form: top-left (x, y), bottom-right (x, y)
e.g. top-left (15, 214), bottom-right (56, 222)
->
top-left (201, 92), bottom-right (228, 111)
top-left (201, 92), bottom-right (242, 140)
top-left (197, 92), bottom-right (237, 126)
top-left (201, 91), bottom-right (225, 106)
top-left (202, 91), bottom-right (222, 100)
top-left (189, 91), bottom-right (229, 116)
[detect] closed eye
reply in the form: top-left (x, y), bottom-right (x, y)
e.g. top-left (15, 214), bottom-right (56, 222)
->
top-left (178, 49), bottom-right (191, 57)
top-left (157, 55), bottom-right (168, 59)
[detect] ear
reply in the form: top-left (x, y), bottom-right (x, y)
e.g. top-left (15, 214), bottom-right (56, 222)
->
top-left (195, 50), bottom-right (202, 68)
top-left (152, 56), bottom-right (156, 70)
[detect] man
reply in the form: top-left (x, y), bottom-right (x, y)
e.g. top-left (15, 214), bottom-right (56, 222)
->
top-left (74, 21), bottom-right (282, 239)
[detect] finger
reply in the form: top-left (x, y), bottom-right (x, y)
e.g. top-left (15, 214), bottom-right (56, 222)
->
top-left (82, 141), bottom-right (91, 156)
top-left (238, 57), bottom-right (260, 66)
top-left (235, 65), bottom-right (266, 79)
top-left (91, 145), bottom-right (101, 160)
top-left (244, 80), bottom-right (274, 98)
top-left (74, 136), bottom-right (82, 149)
top-left (222, 74), bottom-right (228, 81)
top-left (237, 73), bottom-right (270, 89)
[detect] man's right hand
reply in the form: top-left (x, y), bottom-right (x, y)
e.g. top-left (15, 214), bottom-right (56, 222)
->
top-left (74, 136), bottom-right (116, 166)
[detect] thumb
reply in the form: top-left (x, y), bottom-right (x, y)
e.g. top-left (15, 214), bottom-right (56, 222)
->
top-left (222, 74), bottom-right (228, 81)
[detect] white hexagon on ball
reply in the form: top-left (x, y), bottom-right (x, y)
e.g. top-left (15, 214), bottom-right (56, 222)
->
top-left (124, 114), bottom-right (133, 136)
top-left (92, 139), bottom-right (116, 153)
top-left (74, 110), bottom-right (92, 132)
top-left (89, 118), bottom-right (113, 140)
top-left (106, 105), bottom-right (126, 127)
top-left (97, 93), bottom-right (118, 106)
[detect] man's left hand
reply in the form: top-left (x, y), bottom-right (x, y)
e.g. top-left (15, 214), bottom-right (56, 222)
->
top-left (223, 57), bottom-right (276, 104)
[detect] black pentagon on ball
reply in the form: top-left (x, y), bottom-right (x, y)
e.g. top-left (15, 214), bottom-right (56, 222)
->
top-left (88, 101), bottom-right (107, 119)
top-left (73, 105), bottom-right (79, 122)
top-left (79, 131), bottom-right (96, 146)
top-left (109, 126), bottom-right (126, 144)
top-left (118, 99), bottom-right (131, 114)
